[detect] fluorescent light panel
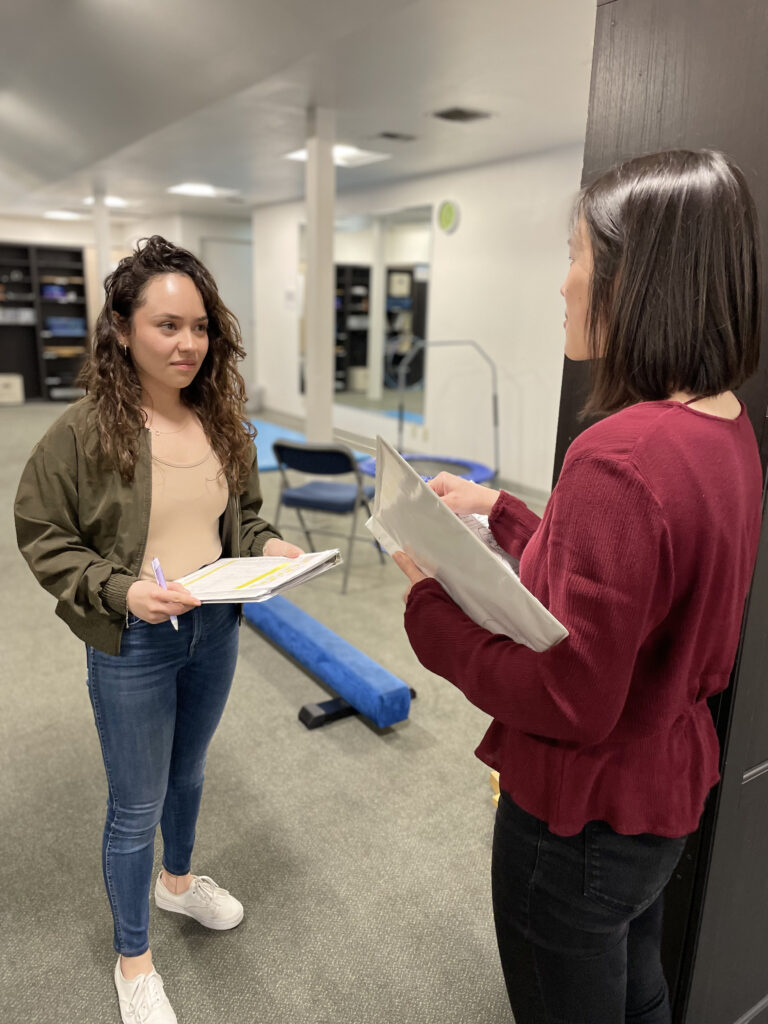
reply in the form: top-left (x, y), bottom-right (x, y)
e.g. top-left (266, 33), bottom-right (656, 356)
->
top-left (44, 210), bottom-right (84, 220)
top-left (284, 144), bottom-right (391, 168)
top-left (83, 195), bottom-right (129, 208)
top-left (167, 182), bottom-right (238, 198)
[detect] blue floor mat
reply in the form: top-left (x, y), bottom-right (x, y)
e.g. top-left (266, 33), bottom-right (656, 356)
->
top-left (381, 409), bottom-right (424, 424)
top-left (251, 419), bottom-right (368, 471)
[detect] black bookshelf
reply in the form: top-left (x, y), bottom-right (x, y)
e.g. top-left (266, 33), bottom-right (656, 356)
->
top-left (384, 266), bottom-right (427, 388)
top-left (335, 264), bottom-right (370, 391)
top-left (0, 242), bottom-right (87, 401)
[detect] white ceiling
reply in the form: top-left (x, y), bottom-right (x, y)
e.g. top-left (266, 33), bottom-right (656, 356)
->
top-left (0, 0), bottom-right (596, 221)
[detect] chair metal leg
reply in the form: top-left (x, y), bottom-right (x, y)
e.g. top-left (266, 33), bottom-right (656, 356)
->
top-left (342, 506), bottom-right (359, 594)
top-left (294, 508), bottom-right (315, 551)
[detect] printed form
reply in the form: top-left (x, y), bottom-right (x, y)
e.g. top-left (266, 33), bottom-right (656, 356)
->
top-left (365, 437), bottom-right (567, 652)
top-left (177, 549), bottom-right (341, 603)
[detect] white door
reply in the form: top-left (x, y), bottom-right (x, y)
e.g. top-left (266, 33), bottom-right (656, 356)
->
top-left (200, 237), bottom-right (257, 407)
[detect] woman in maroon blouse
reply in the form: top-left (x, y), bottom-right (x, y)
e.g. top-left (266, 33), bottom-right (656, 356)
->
top-left (394, 150), bottom-right (763, 1024)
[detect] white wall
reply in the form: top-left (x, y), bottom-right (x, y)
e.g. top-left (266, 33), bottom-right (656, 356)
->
top-left (385, 223), bottom-right (431, 266)
top-left (252, 202), bottom-right (304, 416)
top-left (319, 222), bottom-right (431, 266)
top-left (252, 144), bottom-right (584, 495)
top-left (333, 228), bottom-right (373, 265)
top-left (0, 214), bottom-right (126, 248)
top-left (201, 237), bottom-right (255, 401)
top-left (121, 214), bottom-right (251, 256)
top-left (424, 152), bottom-right (580, 494)
top-left (300, 222), bottom-right (431, 268)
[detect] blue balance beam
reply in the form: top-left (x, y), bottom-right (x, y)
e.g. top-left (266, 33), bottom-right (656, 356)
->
top-left (243, 596), bottom-right (412, 729)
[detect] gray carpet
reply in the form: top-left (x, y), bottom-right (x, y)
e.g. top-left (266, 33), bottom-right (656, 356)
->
top-left (1, 402), bottom-right (513, 1024)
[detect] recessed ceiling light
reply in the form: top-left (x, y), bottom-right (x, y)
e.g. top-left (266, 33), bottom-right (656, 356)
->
top-left (284, 144), bottom-right (391, 168)
top-left (167, 182), bottom-right (238, 198)
top-left (83, 195), bottom-right (129, 208)
top-left (44, 210), bottom-right (85, 220)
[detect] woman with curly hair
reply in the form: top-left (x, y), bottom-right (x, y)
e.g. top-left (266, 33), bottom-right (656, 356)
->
top-left (15, 235), bottom-right (302, 1024)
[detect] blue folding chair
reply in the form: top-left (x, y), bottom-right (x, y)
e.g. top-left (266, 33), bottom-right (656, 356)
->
top-left (272, 439), bottom-right (385, 593)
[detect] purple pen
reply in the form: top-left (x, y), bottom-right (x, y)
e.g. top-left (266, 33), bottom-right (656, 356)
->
top-left (151, 556), bottom-right (179, 631)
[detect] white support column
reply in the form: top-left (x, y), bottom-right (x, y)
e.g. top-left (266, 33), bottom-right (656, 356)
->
top-left (92, 186), bottom-right (112, 296)
top-left (366, 216), bottom-right (386, 402)
top-left (304, 107), bottom-right (336, 442)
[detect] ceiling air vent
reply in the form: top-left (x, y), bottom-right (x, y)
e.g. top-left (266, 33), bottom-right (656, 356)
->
top-left (433, 106), bottom-right (491, 123)
top-left (377, 131), bottom-right (417, 142)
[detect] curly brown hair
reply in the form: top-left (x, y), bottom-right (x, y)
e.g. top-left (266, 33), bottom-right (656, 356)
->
top-left (78, 235), bottom-right (257, 491)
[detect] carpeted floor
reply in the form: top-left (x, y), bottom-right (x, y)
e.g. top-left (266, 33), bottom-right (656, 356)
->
top-left (1, 402), bottom-right (514, 1024)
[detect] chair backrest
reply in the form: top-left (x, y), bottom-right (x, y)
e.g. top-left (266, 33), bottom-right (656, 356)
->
top-left (272, 439), bottom-right (358, 477)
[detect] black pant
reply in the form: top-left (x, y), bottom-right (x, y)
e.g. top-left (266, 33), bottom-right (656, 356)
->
top-left (492, 790), bottom-right (687, 1024)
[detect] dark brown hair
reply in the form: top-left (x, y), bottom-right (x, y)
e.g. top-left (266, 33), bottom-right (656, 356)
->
top-left (575, 149), bottom-right (761, 416)
top-left (79, 235), bottom-right (256, 490)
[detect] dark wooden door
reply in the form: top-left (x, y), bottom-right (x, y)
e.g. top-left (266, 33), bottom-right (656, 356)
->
top-left (554, 2), bottom-right (768, 1021)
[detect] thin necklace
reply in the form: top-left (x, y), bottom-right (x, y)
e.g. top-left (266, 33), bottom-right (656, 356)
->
top-left (145, 410), bottom-right (193, 436)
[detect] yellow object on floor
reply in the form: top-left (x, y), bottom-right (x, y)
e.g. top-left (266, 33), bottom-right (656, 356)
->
top-left (489, 770), bottom-right (500, 808)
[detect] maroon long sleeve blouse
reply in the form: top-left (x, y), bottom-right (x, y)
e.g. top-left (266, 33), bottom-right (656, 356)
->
top-left (404, 400), bottom-right (763, 837)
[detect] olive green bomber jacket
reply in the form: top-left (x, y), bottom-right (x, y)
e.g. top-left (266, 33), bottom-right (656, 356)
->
top-left (14, 397), bottom-right (280, 655)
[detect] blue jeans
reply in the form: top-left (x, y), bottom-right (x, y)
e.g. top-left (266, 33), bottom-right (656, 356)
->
top-left (86, 603), bottom-right (239, 956)
top-left (492, 789), bottom-right (687, 1024)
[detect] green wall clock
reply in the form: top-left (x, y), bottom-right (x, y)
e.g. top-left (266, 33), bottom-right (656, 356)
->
top-left (437, 200), bottom-right (460, 234)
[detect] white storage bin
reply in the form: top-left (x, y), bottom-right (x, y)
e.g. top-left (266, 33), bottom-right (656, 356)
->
top-left (0, 373), bottom-right (25, 404)
top-left (347, 366), bottom-right (369, 393)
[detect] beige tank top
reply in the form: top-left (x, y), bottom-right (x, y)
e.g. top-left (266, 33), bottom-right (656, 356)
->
top-left (139, 433), bottom-right (229, 583)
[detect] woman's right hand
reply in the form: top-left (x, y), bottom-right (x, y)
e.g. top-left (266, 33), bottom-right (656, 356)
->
top-left (428, 472), bottom-right (500, 516)
top-left (126, 580), bottom-right (201, 624)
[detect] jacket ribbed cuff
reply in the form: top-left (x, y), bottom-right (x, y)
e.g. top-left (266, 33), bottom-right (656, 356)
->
top-left (101, 573), bottom-right (135, 615)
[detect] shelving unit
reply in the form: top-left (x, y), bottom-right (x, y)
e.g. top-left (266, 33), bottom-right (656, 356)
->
top-left (0, 243), bottom-right (88, 400)
top-left (335, 264), bottom-right (370, 392)
top-left (384, 265), bottom-right (428, 388)
top-left (0, 245), bottom-right (41, 399)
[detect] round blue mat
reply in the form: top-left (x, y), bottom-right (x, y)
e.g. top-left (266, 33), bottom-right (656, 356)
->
top-left (359, 453), bottom-right (495, 483)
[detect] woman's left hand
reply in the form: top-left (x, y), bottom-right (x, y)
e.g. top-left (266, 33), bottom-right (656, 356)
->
top-left (392, 551), bottom-right (428, 604)
top-left (263, 538), bottom-right (304, 558)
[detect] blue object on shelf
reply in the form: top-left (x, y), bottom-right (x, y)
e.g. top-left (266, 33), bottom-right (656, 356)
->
top-left (41, 284), bottom-right (67, 299)
top-left (45, 315), bottom-right (85, 335)
top-left (243, 596), bottom-right (412, 729)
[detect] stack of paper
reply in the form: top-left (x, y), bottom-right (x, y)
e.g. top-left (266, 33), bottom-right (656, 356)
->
top-left (365, 437), bottom-right (567, 652)
top-left (177, 549), bottom-right (341, 603)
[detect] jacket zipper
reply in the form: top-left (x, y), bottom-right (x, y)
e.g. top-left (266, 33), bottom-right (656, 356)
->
top-left (126, 430), bottom-right (153, 630)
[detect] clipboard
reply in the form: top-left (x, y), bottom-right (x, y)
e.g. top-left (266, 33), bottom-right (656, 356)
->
top-left (365, 437), bottom-right (568, 652)
top-left (176, 549), bottom-right (341, 602)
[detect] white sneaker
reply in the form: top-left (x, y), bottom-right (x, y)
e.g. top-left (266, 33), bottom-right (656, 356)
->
top-left (114, 959), bottom-right (178, 1024)
top-left (155, 873), bottom-right (244, 930)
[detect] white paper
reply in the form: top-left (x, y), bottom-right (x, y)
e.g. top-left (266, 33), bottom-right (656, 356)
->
top-left (365, 437), bottom-right (567, 652)
top-left (457, 513), bottom-right (521, 575)
top-left (177, 549), bottom-right (341, 603)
